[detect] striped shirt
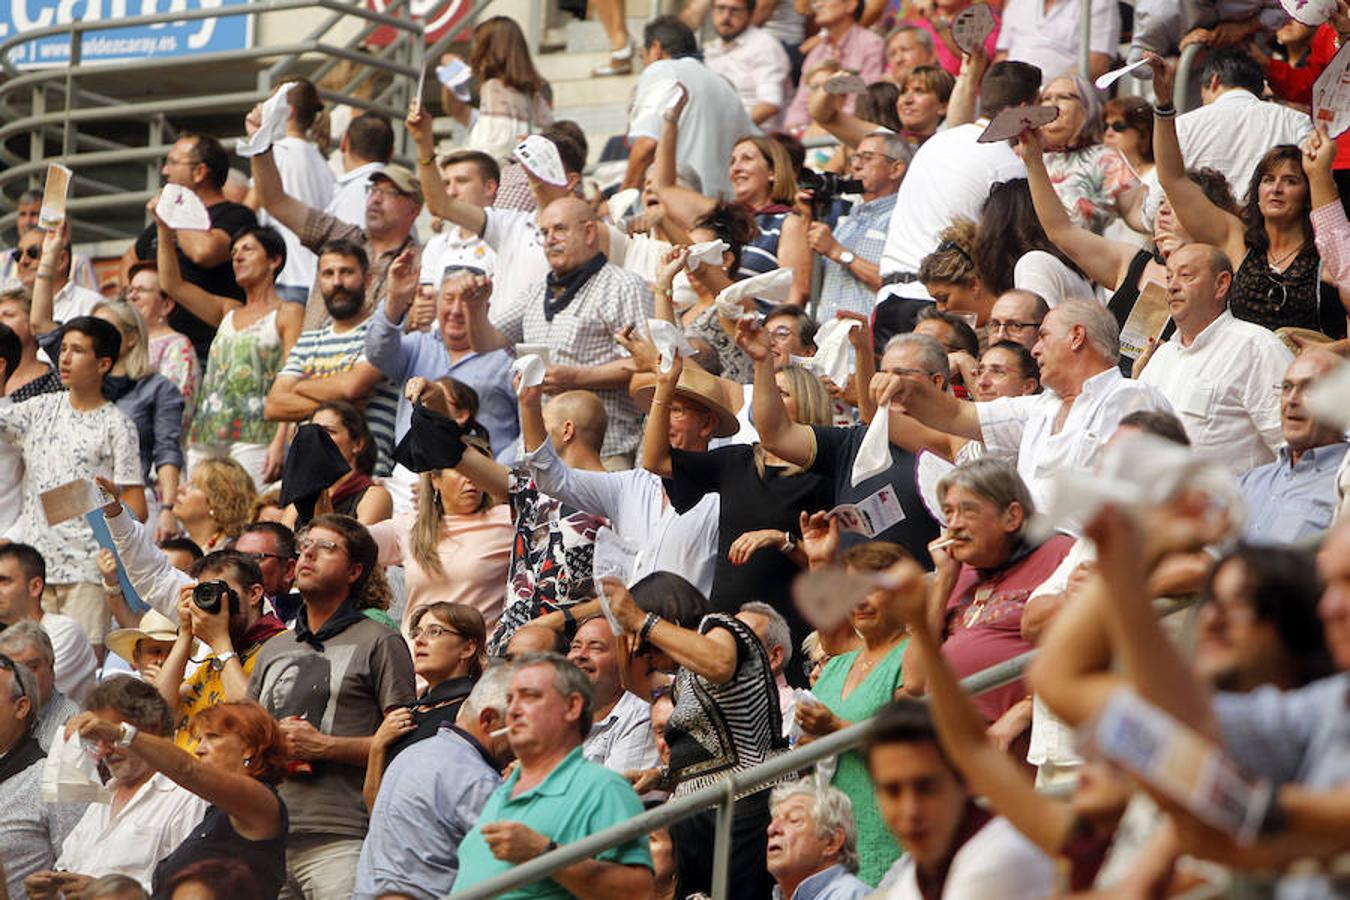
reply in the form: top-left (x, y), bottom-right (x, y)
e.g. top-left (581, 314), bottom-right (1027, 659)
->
top-left (738, 210), bottom-right (788, 280)
top-left (279, 317), bottom-right (400, 475)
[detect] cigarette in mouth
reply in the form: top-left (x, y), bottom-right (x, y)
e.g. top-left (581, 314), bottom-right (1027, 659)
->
top-left (490, 726), bottom-right (511, 738)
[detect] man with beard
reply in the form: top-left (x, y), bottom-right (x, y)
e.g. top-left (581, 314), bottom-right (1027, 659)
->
top-left (264, 239), bottom-right (401, 475)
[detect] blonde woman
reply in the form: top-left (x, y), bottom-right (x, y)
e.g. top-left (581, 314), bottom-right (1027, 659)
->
top-left (92, 300), bottom-right (186, 539)
top-left (125, 262), bottom-right (199, 428)
top-left (367, 376), bottom-right (513, 632)
top-left (171, 457), bottom-right (257, 553)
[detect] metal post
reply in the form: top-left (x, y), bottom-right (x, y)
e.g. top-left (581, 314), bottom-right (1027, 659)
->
top-left (1077, 0), bottom-right (1091, 79)
top-left (710, 782), bottom-right (736, 900)
top-left (1174, 42), bottom-right (1203, 114)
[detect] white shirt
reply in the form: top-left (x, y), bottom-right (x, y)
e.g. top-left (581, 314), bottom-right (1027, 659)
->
top-left (104, 506), bottom-right (190, 619)
top-left (1139, 310), bottom-right (1291, 475)
top-left (0, 397), bottom-right (21, 538)
top-left (996, 0), bottom-right (1120, 82)
top-left (878, 123), bottom-right (1025, 301)
top-left (326, 160), bottom-right (385, 228)
top-left (1013, 250), bottom-right (1097, 307)
top-left (419, 228), bottom-right (496, 284)
top-left (53, 282), bottom-right (103, 324)
top-left (884, 815), bottom-right (1056, 899)
top-left (481, 207), bottom-right (550, 321)
top-left (705, 27), bottom-right (792, 130)
top-left (42, 612), bottom-right (96, 705)
top-left (265, 136), bottom-right (336, 292)
top-left (1141, 90), bottom-right (1312, 220)
top-left (55, 772), bottom-right (208, 890)
top-left (523, 438), bottom-right (720, 597)
top-left (628, 57), bottom-right (758, 200)
top-left (1026, 537), bottom-right (1096, 773)
top-left (976, 366), bottom-right (1175, 505)
top-left (582, 690), bottom-right (660, 774)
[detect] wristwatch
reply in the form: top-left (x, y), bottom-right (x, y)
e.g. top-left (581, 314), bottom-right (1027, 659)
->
top-left (837, 250), bottom-right (856, 266)
top-left (116, 722), bottom-right (138, 748)
top-left (214, 650), bottom-right (238, 669)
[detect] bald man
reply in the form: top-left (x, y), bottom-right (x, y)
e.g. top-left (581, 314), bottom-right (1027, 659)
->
top-left (465, 196), bottom-right (654, 468)
top-left (987, 290), bottom-right (1049, 349)
top-left (1239, 350), bottom-right (1349, 545)
top-left (450, 387), bottom-right (614, 654)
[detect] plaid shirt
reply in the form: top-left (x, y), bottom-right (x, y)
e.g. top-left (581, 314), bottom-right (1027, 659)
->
top-left (297, 206), bottom-right (417, 331)
top-left (817, 192), bottom-right (897, 320)
top-left (492, 260), bottom-right (653, 457)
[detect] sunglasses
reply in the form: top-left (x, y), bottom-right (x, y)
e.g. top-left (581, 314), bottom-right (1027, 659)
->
top-left (1106, 121), bottom-right (1131, 133)
top-left (20, 245), bottom-right (41, 260)
top-left (1264, 272), bottom-right (1288, 310)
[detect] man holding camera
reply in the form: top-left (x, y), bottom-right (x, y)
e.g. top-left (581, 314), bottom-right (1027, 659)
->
top-left (808, 132), bottom-right (910, 323)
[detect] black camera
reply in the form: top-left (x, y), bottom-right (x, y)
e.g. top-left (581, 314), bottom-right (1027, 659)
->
top-left (798, 170), bottom-right (864, 218)
top-left (192, 580), bottom-right (240, 616)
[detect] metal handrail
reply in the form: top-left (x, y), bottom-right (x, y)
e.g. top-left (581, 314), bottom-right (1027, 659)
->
top-left (1174, 41), bottom-right (1204, 114)
top-left (448, 650), bottom-right (1038, 900)
top-left (0, 0), bottom-right (444, 236)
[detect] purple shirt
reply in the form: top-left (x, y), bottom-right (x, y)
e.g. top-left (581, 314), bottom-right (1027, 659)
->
top-left (783, 24), bottom-right (887, 132)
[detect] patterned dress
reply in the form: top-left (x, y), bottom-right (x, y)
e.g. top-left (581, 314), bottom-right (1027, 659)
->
top-left (189, 307), bottom-right (283, 447)
top-left (1044, 144), bottom-right (1139, 235)
top-left (487, 468), bottom-right (608, 655)
top-left (148, 330), bottom-right (200, 430)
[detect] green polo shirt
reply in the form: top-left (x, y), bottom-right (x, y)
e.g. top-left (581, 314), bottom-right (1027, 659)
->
top-left (454, 745), bottom-right (652, 898)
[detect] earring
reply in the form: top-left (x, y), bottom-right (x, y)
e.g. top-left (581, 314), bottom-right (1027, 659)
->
top-left (243, 756), bottom-right (253, 768)
top-left (207, 508), bottom-right (215, 519)
top-left (432, 488), bottom-right (442, 509)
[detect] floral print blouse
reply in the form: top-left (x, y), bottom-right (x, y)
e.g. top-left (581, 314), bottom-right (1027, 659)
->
top-left (1044, 144), bottom-right (1140, 235)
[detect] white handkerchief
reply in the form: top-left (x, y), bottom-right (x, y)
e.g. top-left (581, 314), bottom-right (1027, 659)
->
top-left (850, 408), bottom-right (892, 487)
top-left (436, 58), bottom-right (473, 101)
top-left (155, 184), bottom-right (212, 231)
top-left (1094, 57), bottom-right (1152, 90)
top-left (915, 450), bottom-right (957, 526)
top-left (593, 526), bottom-right (639, 584)
top-left (810, 318), bottom-right (859, 387)
top-left (686, 239), bottom-right (728, 272)
top-left (237, 82), bottom-right (296, 158)
top-left (647, 318), bottom-right (696, 373)
top-left (607, 188), bottom-right (641, 224)
top-left (42, 730), bottom-right (111, 805)
top-left (715, 268), bottom-right (793, 318)
top-left (1306, 361), bottom-right (1350, 430)
top-left (510, 354), bottom-right (546, 394)
top-left (513, 135), bottom-right (569, 187)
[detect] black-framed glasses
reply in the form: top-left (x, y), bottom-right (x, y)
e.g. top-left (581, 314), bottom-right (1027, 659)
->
top-left (1106, 121), bottom-right (1131, 133)
top-left (988, 318), bottom-right (1038, 333)
top-left (1265, 272), bottom-right (1288, 310)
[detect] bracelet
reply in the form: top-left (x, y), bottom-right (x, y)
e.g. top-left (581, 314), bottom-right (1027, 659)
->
top-left (35, 267), bottom-right (53, 279)
top-left (1153, 103), bottom-right (1176, 119)
top-left (639, 612), bottom-right (661, 644)
top-left (650, 399), bottom-right (668, 407)
top-left (103, 583), bottom-right (122, 595)
top-left (653, 286), bottom-right (669, 296)
top-left (418, 153), bottom-right (436, 166)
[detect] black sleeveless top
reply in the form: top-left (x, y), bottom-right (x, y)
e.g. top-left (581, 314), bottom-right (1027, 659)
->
top-left (1106, 249), bottom-right (1176, 374)
top-left (151, 786), bottom-right (289, 899)
top-left (1228, 244), bottom-right (1346, 339)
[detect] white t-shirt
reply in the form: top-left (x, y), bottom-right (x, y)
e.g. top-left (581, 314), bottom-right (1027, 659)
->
top-left (996, 0), bottom-right (1120, 80)
top-left (627, 57), bottom-right (758, 201)
top-left (42, 612), bottom-right (97, 705)
top-left (1138, 310), bottom-right (1291, 475)
top-left (878, 123), bottom-right (1025, 302)
top-left (481, 207), bottom-right (549, 321)
top-left (0, 397), bottom-right (21, 538)
top-left (419, 228), bottom-right (496, 284)
top-left (1013, 250), bottom-right (1097, 307)
top-left (53, 282), bottom-right (103, 324)
top-left (326, 160), bottom-right (385, 228)
top-left (884, 815), bottom-right (1057, 899)
top-left (265, 137), bottom-right (336, 293)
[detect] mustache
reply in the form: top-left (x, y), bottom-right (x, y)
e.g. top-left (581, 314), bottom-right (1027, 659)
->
top-left (323, 285), bottom-right (366, 310)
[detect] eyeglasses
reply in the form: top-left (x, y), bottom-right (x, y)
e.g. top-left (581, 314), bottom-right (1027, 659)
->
top-left (296, 537), bottom-right (344, 558)
top-left (0, 654), bottom-right (30, 704)
top-left (852, 150), bottom-right (896, 164)
top-left (988, 318), bottom-right (1038, 333)
top-left (1264, 272), bottom-right (1288, 310)
top-left (767, 325), bottom-right (795, 341)
top-left (409, 623), bottom-right (461, 641)
top-left (1106, 120), bottom-right (1131, 133)
top-left (20, 245), bottom-right (41, 260)
top-left (365, 183), bottom-right (405, 200)
top-left (242, 551), bottom-right (293, 563)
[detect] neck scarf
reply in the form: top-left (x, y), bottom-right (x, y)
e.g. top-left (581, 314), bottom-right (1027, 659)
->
top-left (544, 252), bottom-right (607, 322)
top-left (0, 734), bottom-right (43, 784)
top-left (293, 595), bottom-right (366, 651)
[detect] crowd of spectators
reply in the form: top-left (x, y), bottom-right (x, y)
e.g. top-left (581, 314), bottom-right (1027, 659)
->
top-left (2, 0), bottom-right (1350, 897)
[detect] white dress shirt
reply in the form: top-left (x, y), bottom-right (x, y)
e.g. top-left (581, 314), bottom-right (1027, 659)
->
top-left (52, 282), bottom-right (103, 324)
top-left (582, 690), bottom-right (660, 774)
top-left (996, 0), bottom-right (1120, 82)
top-left (55, 772), bottom-right (208, 890)
top-left (705, 26), bottom-right (792, 129)
top-left (42, 612), bottom-right (97, 705)
top-left (878, 123), bottom-right (1025, 302)
top-left (265, 136), bottom-right (336, 294)
top-left (1138, 310), bottom-right (1291, 475)
top-left (523, 438), bottom-right (720, 597)
top-left (976, 366), bottom-right (1175, 505)
top-left (325, 160), bottom-right (385, 228)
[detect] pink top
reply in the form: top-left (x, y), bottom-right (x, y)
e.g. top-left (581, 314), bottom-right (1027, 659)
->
top-left (907, 13), bottom-right (1001, 77)
top-left (370, 506), bottom-right (513, 632)
top-left (1312, 201), bottom-right (1350, 290)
